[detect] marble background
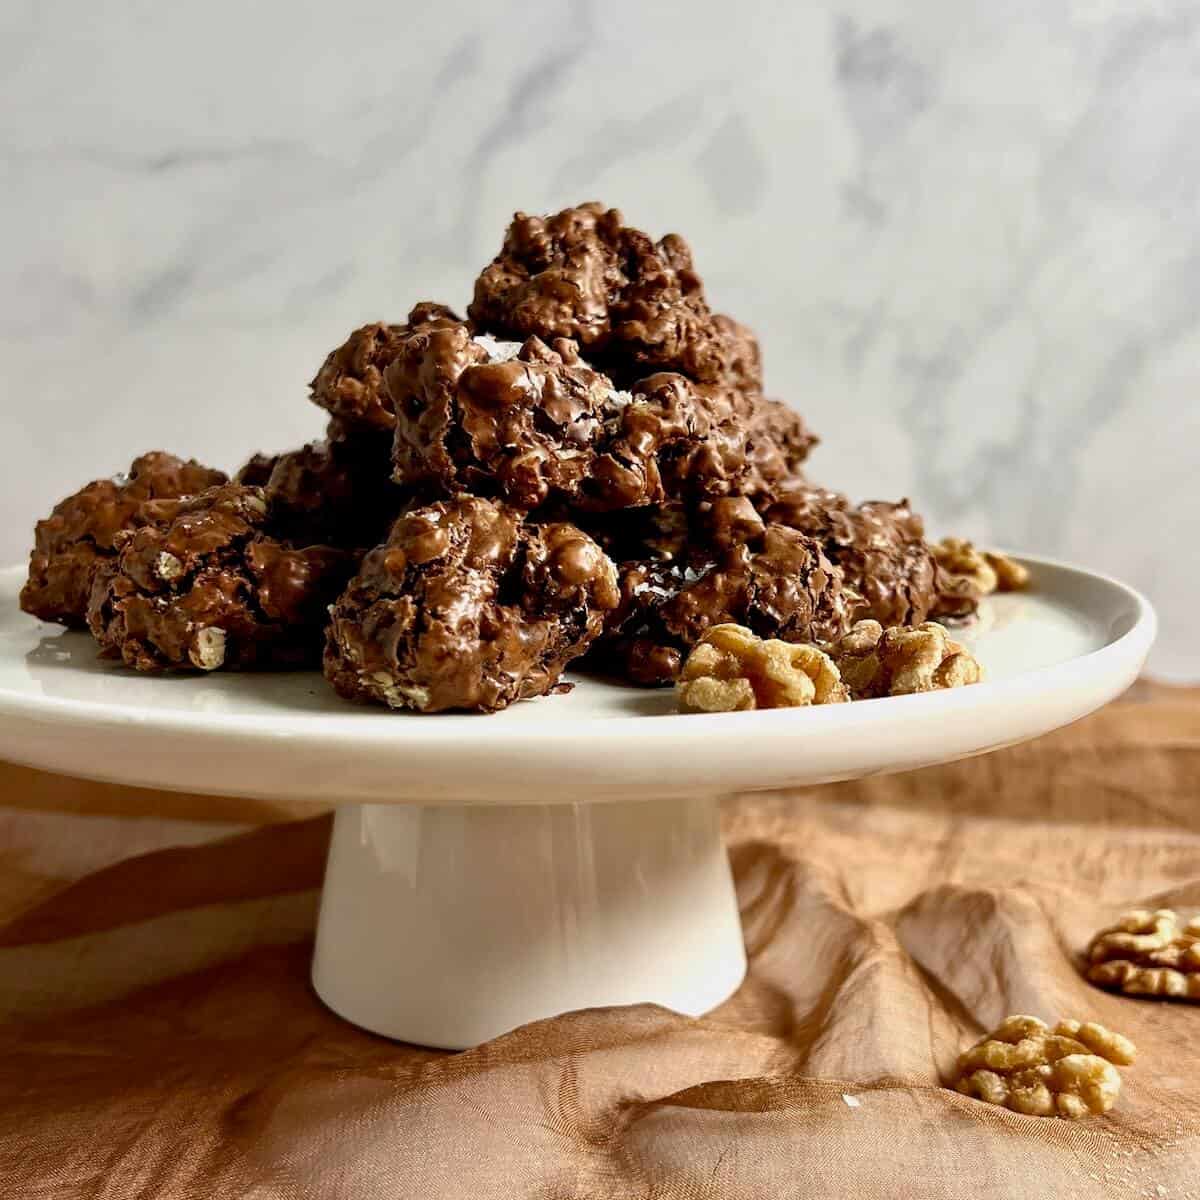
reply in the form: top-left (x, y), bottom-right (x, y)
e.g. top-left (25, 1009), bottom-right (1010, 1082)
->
top-left (1, 0), bottom-right (1194, 677)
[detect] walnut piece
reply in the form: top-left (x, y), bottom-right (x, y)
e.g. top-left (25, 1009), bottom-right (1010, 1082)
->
top-left (677, 623), bottom-right (848, 713)
top-left (932, 537), bottom-right (998, 595)
top-left (830, 619), bottom-right (983, 699)
top-left (932, 538), bottom-right (1031, 596)
top-left (1085, 908), bottom-right (1200, 1001)
top-left (952, 1015), bottom-right (1135, 1119)
top-left (984, 549), bottom-right (1030, 592)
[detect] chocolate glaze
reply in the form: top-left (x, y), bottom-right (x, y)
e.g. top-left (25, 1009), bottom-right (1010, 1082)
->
top-left (21, 453), bottom-right (228, 627)
top-left (87, 484), bottom-right (354, 672)
top-left (469, 203), bottom-right (761, 390)
top-left (323, 496), bottom-right (619, 713)
top-left (586, 523), bottom-right (855, 686)
top-left (309, 303), bottom-right (462, 433)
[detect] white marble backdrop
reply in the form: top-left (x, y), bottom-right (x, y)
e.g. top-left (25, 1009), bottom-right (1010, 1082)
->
top-left (1, 0), bottom-right (1195, 677)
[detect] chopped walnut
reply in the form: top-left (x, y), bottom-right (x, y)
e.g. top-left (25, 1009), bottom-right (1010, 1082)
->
top-left (154, 551), bottom-right (184, 581)
top-left (677, 623), bottom-right (848, 713)
top-left (984, 550), bottom-right (1030, 592)
top-left (190, 626), bottom-right (227, 671)
top-left (932, 537), bottom-right (998, 595)
top-left (830, 619), bottom-right (983, 699)
top-left (952, 1015), bottom-right (1135, 1119)
top-left (1085, 909), bottom-right (1200, 1002)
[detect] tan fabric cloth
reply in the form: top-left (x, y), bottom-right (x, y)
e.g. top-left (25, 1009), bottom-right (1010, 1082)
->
top-left (0, 682), bottom-right (1198, 1197)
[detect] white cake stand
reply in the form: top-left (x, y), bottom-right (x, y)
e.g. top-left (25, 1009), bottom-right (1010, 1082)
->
top-left (0, 557), bottom-right (1154, 1049)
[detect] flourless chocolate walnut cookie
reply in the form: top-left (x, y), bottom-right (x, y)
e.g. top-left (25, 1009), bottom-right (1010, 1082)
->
top-left (242, 421), bottom-right (404, 550)
top-left (21, 453), bottom-right (228, 627)
top-left (386, 320), bottom-right (760, 512)
top-left (324, 496), bottom-right (619, 713)
top-left (766, 485), bottom-right (945, 627)
top-left (87, 484), bottom-right (354, 672)
top-left (711, 314), bottom-right (763, 395)
top-left (743, 397), bottom-right (819, 500)
top-left (309, 303), bottom-right (461, 433)
top-left (581, 494), bottom-right (777, 565)
top-left (469, 203), bottom-right (760, 389)
top-left (589, 523), bottom-right (856, 686)
top-left (233, 452), bottom-right (278, 488)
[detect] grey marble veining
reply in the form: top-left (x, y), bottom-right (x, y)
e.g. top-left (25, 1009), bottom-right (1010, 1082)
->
top-left (1, 0), bottom-right (1194, 678)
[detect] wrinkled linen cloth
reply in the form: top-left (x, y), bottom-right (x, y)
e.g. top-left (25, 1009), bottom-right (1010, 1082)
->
top-left (0, 682), bottom-right (1197, 1198)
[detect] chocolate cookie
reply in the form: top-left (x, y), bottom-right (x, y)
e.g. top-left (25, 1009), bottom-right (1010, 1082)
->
top-left (250, 421), bottom-right (404, 549)
top-left (87, 483), bottom-right (354, 672)
top-left (587, 523), bottom-right (855, 686)
top-left (233, 452), bottom-right (278, 488)
top-left (387, 322), bottom-right (757, 512)
top-left (580, 502), bottom-right (693, 565)
top-left (21, 453), bottom-right (228, 627)
top-left (711, 314), bottom-right (764, 396)
top-left (309, 303), bottom-right (461, 433)
top-left (469, 203), bottom-right (760, 389)
top-left (324, 496), bottom-right (619, 713)
top-left (743, 397), bottom-right (819, 499)
top-left (581, 495), bottom-right (766, 567)
top-left (766, 485), bottom-right (978, 626)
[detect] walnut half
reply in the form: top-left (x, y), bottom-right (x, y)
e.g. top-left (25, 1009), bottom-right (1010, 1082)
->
top-left (677, 623), bottom-right (848, 713)
top-left (830, 619), bottom-right (983, 699)
top-left (933, 537), bottom-right (998, 595)
top-left (933, 538), bottom-right (1030, 595)
top-left (984, 549), bottom-right (1030, 592)
top-left (1085, 908), bottom-right (1200, 1002)
top-left (952, 1015), bottom-right (1135, 1119)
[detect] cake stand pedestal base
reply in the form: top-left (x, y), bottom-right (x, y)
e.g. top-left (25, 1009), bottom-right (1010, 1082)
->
top-left (310, 796), bottom-right (748, 1049)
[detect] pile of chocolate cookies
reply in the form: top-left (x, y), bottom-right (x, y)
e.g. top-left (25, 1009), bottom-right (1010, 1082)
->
top-left (20, 203), bottom-right (986, 713)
